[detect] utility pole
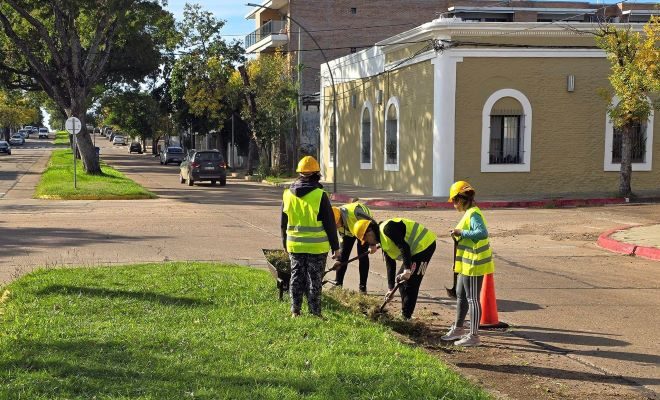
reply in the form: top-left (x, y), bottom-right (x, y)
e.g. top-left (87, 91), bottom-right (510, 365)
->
top-left (231, 112), bottom-right (235, 170)
top-left (297, 27), bottom-right (303, 168)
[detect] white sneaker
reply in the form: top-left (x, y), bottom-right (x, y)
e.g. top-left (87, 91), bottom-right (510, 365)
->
top-left (441, 325), bottom-right (467, 341)
top-left (455, 333), bottom-right (481, 347)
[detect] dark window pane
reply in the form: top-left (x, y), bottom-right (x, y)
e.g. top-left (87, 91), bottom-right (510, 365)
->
top-left (612, 122), bottom-right (646, 163)
top-left (361, 121), bottom-right (371, 164)
top-left (489, 115), bottom-right (522, 164)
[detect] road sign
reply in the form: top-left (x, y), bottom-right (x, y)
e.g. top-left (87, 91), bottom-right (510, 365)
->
top-left (65, 117), bottom-right (82, 135)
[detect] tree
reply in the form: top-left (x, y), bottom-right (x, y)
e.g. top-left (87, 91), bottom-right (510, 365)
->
top-left (0, 89), bottom-right (39, 140)
top-left (231, 52), bottom-right (298, 175)
top-left (0, 0), bottom-right (175, 174)
top-left (169, 3), bottom-right (243, 156)
top-left (100, 90), bottom-right (160, 146)
top-left (596, 17), bottom-right (660, 196)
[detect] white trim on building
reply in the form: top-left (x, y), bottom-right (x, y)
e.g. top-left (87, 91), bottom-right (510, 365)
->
top-left (360, 101), bottom-right (373, 170)
top-left (384, 97), bottom-right (401, 172)
top-left (603, 97), bottom-right (654, 172)
top-left (481, 89), bottom-right (533, 173)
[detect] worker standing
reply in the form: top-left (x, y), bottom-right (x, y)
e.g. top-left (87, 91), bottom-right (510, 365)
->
top-left (281, 156), bottom-right (339, 318)
top-left (441, 181), bottom-right (494, 347)
top-left (353, 218), bottom-right (436, 319)
top-left (331, 202), bottom-right (374, 292)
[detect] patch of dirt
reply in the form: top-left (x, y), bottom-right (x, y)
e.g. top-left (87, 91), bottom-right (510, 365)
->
top-left (550, 232), bottom-right (601, 242)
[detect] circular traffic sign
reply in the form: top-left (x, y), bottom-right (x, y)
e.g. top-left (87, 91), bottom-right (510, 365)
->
top-left (65, 117), bottom-right (82, 135)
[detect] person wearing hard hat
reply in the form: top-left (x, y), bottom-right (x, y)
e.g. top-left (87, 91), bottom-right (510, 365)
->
top-left (353, 218), bottom-right (436, 319)
top-left (280, 156), bottom-right (339, 318)
top-left (331, 202), bottom-right (375, 292)
top-left (441, 181), bottom-right (494, 347)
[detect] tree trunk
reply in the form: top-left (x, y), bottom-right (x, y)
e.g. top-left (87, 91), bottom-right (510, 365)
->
top-left (67, 101), bottom-right (101, 175)
top-left (153, 137), bottom-right (159, 155)
top-left (2, 126), bottom-right (9, 141)
top-left (618, 122), bottom-right (633, 196)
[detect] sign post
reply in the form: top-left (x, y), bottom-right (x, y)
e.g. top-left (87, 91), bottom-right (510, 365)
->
top-left (65, 117), bottom-right (82, 189)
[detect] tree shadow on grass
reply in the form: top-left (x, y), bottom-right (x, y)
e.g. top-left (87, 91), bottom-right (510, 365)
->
top-left (36, 285), bottom-right (213, 306)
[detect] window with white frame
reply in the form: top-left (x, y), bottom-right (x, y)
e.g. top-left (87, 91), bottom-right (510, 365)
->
top-left (329, 110), bottom-right (336, 164)
top-left (384, 97), bottom-right (399, 171)
top-left (604, 99), bottom-right (654, 171)
top-left (481, 89), bottom-right (532, 172)
top-left (360, 102), bottom-right (372, 169)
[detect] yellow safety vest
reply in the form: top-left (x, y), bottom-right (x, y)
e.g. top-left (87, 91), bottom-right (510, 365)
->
top-left (379, 218), bottom-right (437, 261)
top-left (339, 202), bottom-right (373, 237)
top-left (283, 188), bottom-right (331, 254)
top-left (454, 207), bottom-right (495, 276)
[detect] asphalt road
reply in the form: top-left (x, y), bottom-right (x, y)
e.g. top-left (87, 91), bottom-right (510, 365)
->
top-left (1, 136), bottom-right (658, 398)
top-left (0, 137), bottom-right (57, 199)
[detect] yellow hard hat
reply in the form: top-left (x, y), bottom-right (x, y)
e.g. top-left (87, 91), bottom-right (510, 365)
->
top-left (296, 156), bottom-right (320, 173)
top-left (353, 220), bottom-right (372, 244)
top-left (332, 207), bottom-right (341, 226)
top-left (448, 181), bottom-right (475, 202)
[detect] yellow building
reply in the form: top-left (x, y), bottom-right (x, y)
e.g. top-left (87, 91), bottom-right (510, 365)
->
top-left (320, 18), bottom-right (659, 198)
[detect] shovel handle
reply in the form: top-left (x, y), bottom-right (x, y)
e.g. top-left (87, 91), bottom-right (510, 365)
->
top-left (379, 282), bottom-right (402, 312)
top-left (323, 248), bottom-right (374, 277)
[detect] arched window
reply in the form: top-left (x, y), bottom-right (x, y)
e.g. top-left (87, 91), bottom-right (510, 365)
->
top-left (360, 101), bottom-right (372, 169)
top-left (384, 97), bottom-right (399, 171)
top-left (481, 89), bottom-right (532, 172)
top-left (604, 97), bottom-right (654, 171)
top-left (329, 110), bottom-right (336, 163)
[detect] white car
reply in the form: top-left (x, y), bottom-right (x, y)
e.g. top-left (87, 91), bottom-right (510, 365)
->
top-left (9, 134), bottom-right (25, 145)
top-left (38, 128), bottom-right (49, 139)
top-left (112, 135), bottom-right (126, 145)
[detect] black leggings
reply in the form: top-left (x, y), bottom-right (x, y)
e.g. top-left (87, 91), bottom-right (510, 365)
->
top-left (455, 274), bottom-right (484, 335)
top-left (335, 235), bottom-right (369, 288)
top-left (386, 241), bottom-right (436, 319)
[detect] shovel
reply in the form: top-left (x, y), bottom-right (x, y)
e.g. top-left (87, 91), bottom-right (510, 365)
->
top-left (378, 262), bottom-right (416, 312)
top-left (445, 236), bottom-right (459, 299)
top-left (322, 248), bottom-right (374, 278)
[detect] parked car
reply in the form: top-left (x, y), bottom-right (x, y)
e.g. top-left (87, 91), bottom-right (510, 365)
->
top-left (0, 141), bottom-right (11, 155)
top-left (160, 146), bottom-right (184, 165)
top-left (9, 134), bottom-right (25, 145)
top-left (38, 128), bottom-right (49, 139)
top-left (17, 129), bottom-right (29, 139)
top-left (112, 135), bottom-right (126, 145)
top-left (129, 142), bottom-right (143, 154)
top-left (108, 131), bottom-right (115, 141)
top-left (179, 150), bottom-right (227, 186)
top-left (93, 127), bottom-right (101, 135)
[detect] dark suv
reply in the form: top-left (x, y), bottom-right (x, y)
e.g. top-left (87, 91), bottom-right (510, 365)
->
top-left (179, 150), bottom-right (227, 186)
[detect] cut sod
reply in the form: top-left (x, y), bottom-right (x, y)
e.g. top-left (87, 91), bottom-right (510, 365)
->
top-left (0, 263), bottom-right (490, 400)
top-left (34, 149), bottom-right (156, 200)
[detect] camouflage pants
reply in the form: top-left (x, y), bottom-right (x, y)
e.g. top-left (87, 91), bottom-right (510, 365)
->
top-left (289, 252), bottom-right (326, 315)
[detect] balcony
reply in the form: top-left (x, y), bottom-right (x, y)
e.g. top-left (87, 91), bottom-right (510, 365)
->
top-left (245, 20), bottom-right (288, 53)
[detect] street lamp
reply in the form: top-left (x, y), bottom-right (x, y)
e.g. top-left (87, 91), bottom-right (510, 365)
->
top-left (245, 2), bottom-right (339, 193)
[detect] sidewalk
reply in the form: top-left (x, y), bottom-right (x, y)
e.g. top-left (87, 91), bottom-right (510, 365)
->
top-left (598, 224), bottom-right (660, 261)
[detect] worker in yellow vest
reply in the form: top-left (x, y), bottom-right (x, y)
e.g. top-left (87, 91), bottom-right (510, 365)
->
top-left (441, 181), bottom-right (495, 347)
top-left (281, 156), bottom-right (339, 317)
top-left (354, 218), bottom-right (436, 319)
top-left (331, 202), bottom-right (375, 292)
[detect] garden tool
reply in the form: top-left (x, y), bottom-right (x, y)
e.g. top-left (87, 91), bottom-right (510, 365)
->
top-left (445, 236), bottom-right (458, 299)
top-left (322, 247), bottom-right (375, 278)
top-left (379, 262), bottom-right (416, 312)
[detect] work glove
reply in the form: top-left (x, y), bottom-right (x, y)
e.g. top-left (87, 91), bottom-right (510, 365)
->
top-left (330, 261), bottom-right (343, 271)
top-left (331, 250), bottom-right (341, 260)
top-left (369, 244), bottom-right (379, 254)
top-left (396, 269), bottom-right (412, 283)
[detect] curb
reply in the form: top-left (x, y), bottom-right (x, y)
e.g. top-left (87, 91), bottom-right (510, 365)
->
top-left (597, 225), bottom-right (660, 261)
top-left (331, 193), bottom-right (629, 210)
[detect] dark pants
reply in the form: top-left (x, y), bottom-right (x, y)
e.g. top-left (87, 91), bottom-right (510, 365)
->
top-left (455, 274), bottom-right (484, 335)
top-left (334, 235), bottom-right (369, 289)
top-left (289, 252), bottom-right (326, 315)
top-left (385, 241), bottom-right (436, 319)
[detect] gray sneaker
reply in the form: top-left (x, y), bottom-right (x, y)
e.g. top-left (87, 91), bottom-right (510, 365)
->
top-left (455, 333), bottom-right (481, 347)
top-left (441, 325), bottom-right (467, 341)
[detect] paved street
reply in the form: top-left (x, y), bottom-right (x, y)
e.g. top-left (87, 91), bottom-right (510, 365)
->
top-left (1, 137), bottom-right (659, 398)
top-left (0, 138), bottom-right (58, 199)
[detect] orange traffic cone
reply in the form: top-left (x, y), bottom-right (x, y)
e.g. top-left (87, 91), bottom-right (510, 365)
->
top-left (479, 273), bottom-right (508, 329)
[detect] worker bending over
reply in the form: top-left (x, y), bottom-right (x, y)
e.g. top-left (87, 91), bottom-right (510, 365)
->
top-left (331, 202), bottom-right (375, 292)
top-left (354, 218), bottom-right (436, 319)
top-left (281, 156), bottom-right (339, 317)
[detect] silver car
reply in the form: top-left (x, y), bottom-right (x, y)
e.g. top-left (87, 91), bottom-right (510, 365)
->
top-left (9, 134), bottom-right (25, 145)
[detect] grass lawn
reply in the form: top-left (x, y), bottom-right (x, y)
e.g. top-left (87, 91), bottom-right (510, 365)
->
top-left (35, 149), bottom-right (156, 200)
top-left (264, 175), bottom-right (296, 184)
top-left (53, 130), bottom-right (69, 145)
top-left (0, 263), bottom-right (490, 400)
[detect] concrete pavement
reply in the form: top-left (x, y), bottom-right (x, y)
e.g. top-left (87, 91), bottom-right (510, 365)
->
top-left (0, 137), bottom-right (658, 399)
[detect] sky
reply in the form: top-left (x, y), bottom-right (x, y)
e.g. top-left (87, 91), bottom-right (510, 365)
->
top-left (165, 0), bottom-right (255, 40)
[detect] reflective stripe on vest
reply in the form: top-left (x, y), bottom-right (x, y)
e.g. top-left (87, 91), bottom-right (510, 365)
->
top-left (454, 207), bottom-right (495, 276)
top-left (379, 218), bottom-right (437, 261)
top-left (339, 202), bottom-right (373, 237)
top-left (283, 188), bottom-right (330, 254)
